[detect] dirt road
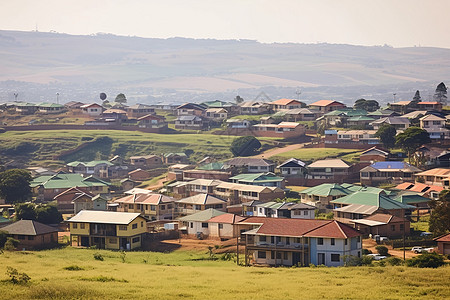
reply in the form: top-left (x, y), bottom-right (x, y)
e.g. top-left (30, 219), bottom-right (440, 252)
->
top-left (252, 143), bottom-right (305, 159)
top-left (363, 239), bottom-right (417, 259)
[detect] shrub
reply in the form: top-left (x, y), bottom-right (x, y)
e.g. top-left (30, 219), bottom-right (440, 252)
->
top-left (385, 257), bottom-right (403, 266)
top-left (6, 267), bottom-right (31, 284)
top-left (119, 250), bottom-right (126, 263)
top-left (63, 265), bottom-right (84, 271)
top-left (406, 253), bottom-right (446, 268)
top-left (361, 255), bottom-right (374, 266)
top-left (4, 237), bottom-right (19, 251)
top-left (0, 230), bottom-right (8, 248)
top-left (343, 255), bottom-right (363, 266)
top-left (362, 248), bottom-right (372, 255)
top-left (375, 245), bottom-right (389, 256)
top-left (93, 252), bottom-right (104, 261)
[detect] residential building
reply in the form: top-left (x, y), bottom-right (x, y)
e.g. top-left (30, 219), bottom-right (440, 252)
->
top-left (277, 108), bottom-right (321, 122)
top-left (1, 220), bottom-right (58, 250)
top-left (163, 153), bottom-right (188, 164)
top-left (238, 101), bottom-right (270, 115)
top-left (308, 100), bottom-right (346, 113)
top-left (360, 161), bottom-right (421, 185)
top-left (226, 119), bottom-right (251, 129)
top-left (367, 109), bottom-right (398, 119)
top-left (319, 109), bottom-right (367, 127)
top-left (417, 101), bottom-right (443, 111)
top-left (394, 182), bottom-right (443, 200)
top-left (214, 182), bottom-right (285, 204)
top-left (419, 114), bottom-right (450, 140)
top-left (245, 201), bottom-right (315, 219)
top-left (137, 114), bottom-right (168, 129)
top-left (73, 194), bottom-right (108, 214)
top-left (414, 168), bottom-right (450, 187)
top-left (324, 130), bottom-right (380, 145)
top-left (179, 208), bottom-right (226, 237)
top-left (347, 116), bottom-right (375, 128)
top-left (269, 99), bottom-right (306, 111)
top-left (114, 193), bottom-right (176, 220)
top-left (64, 101), bottom-right (85, 110)
top-left (15, 102), bottom-right (37, 115)
top-left (31, 173), bottom-right (110, 201)
top-left (175, 194), bottom-right (227, 216)
top-left (102, 109), bottom-right (128, 122)
top-left (126, 104), bottom-right (155, 118)
top-left (238, 218), bottom-right (362, 267)
top-left (252, 122), bottom-right (305, 138)
top-left (370, 117), bottom-right (410, 130)
top-left (80, 103), bottom-right (103, 116)
top-left (176, 103), bottom-right (206, 116)
top-left (299, 183), bottom-right (352, 212)
top-left (350, 213), bottom-right (410, 239)
top-left (36, 102), bottom-right (65, 114)
top-left (68, 211), bottom-right (147, 250)
top-left (359, 147), bottom-right (390, 162)
top-left (414, 145), bottom-right (450, 167)
top-left (306, 159), bottom-right (353, 183)
top-left (54, 187), bottom-right (95, 213)
top-left (206, 213), bottom-right (246, 239)
top-left (66, 160), bottom-right (113, 177)
top-left (128, 169), bottom-right (150, 181)
top-left (434, 233), bottom-right (450, 255)
top-left (204, 108), bottom-right (228, 121)
top-left (130, 155), bottom-right (163, 169)
top-left (229, 172), bottom-right (285, 189)
top-left (175, 115), bottom-right (207, 130)
top-left (389, 101), bottom-right (414, 114)
top-left (224, 158), bottom-right (276, 173)
top-left (277, 158), bottom-right (307, 185)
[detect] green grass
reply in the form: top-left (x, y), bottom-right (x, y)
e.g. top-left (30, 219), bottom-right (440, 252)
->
top-left (411, 215), bottom-right (430, 232)
top-left (0, 247), bottom-right (448, 299)
top-left (0, 130), bottom-right (280, 167)
top-left (271, 148), bottom-right (362, 163)
top-left (229, 114), bottom-right (271, 121)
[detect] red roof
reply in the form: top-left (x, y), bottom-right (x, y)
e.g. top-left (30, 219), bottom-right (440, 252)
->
top-left (208, 213), bottom-right (245, 224)
top-left (434, 233), bottom-right (450, 242)
top-left (309, 100), bottom-right (345, 107)
top-left (114, 193), bottom-right (174, 205)
top-left (364, 213), bottom-right (406, 224)
top-left (54, 186), bottom-right (94, 199)
top-left (271, 98), bottom-right (303, 106)
top-left (418, 102), bottom-right (440, 105)
top-left (239, 217), bottom-right (361, 238)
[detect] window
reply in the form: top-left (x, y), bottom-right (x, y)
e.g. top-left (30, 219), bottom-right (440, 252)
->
top-left (283, 252), bottom-right (288, 260)
top-left (27, 236), bottom-right (34, 240)
top-left (331, 238), bottom-right (335, 246)
top-left (260, 236), bottom-right (266, 242)
top-left (151, 205), bottom-right (156, 211)
top-left (345, 239), bottom-right (348, 245)
top-left (218, 224), bottom-right (223, 229)
top-left (18, 235), bottom-right (25, 240)
top-left (132, 223), bottom-right (138, 229)
top-left (304, 210), bottom-right (308, 215)
top-left (161, 205), bottom-right (165, 210)
top-left (190, 222), bottom-right (193, 228)
top-left (73, 223), bottom-right (78, 229)
top-left (357, 236), bottom-right (361, 243)
top-left (331, 254), bottom-right (340, 262)
top-left (109, 238), bottom-right (117, 244)
top-left (400, 223), bottom-right (404, 231)
top-left (132, 237), bottom-right (140, 243)
top-left (80, 223), bottom-right (85, 229)
top-left (318, 238), bottom-right (324, 245)
top-left (141, 221), bottom-right (144, 227)
top-left (271, 236), bottom-right (275, 244)
top-left (276, 252), bottom-right (282, 259)
top-left (129, 204), bottom-right (134, 209)
top-left (202, 223), bottom-right (208, 228)
top-left (258, 251), bottom-right (266, 259)
top-left (295, 238), bottom-right (301, 243)
top-left (119, 225), bottom-right (127, 231)
top-left (391, 225), bottom-right (396, 231)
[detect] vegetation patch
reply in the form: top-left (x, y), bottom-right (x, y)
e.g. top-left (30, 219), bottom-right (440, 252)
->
top-left (63, 265), bottom-right (85, 271)
top-left (80, 276), bottom-right (128, 283)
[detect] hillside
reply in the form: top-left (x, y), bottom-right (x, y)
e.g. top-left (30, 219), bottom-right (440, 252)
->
top-left (1, 30), bottom-right (449, 103)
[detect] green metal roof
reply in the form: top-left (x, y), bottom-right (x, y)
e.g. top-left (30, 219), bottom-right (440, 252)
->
top-left (347, 116), bottom-right (375, 122)
top-left (257, 201), bottom-right (284, 209)
top-left (178, 208), bottom-right (226, 222)
top-left (198, 162), bottom-right (224, 171)
top-left (164, 153), bottom-right (187, 157)
top-left (330, 191), bottom-right (414, 210)
top-left (300, 183), bottom-right (352, 197)
top-left (230, 173), bottom-right (284, 183)
top-left (67, 160), bottom-right (113, 167)
top-left (30, 173), bottom-right (110, 189)
top-left (393, 193), bottom-right (430, 205)
top-left (324, 109), bottom-right (367, 117)
top-left (37, 102), bottom-right (64, 108)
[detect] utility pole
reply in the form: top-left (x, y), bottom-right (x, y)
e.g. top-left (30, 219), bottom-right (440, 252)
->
top-left (393, 93), bottom-right (397, 103)
top-left (13, 93), bottom-right (18, 102)
top-left (403, 214), bottom-right (406, 261)
top-left (56, 93), bottom-right (60, 104)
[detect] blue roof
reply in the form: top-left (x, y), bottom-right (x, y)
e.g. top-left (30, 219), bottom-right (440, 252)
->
top-left (325, 130), bottom-right (337, 134)
top-left (371, 161), bottom-right (410, 170)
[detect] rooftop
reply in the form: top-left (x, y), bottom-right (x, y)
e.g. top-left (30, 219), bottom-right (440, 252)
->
top-left (1, 220), bottom-right (58, 235)
top-left (67, 210), bottom-right (143, 225)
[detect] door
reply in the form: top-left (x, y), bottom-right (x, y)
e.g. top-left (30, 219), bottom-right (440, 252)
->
top-left (318, 253), bottom-right (325, 265)
top-left (80, 236), bottom-right (90, 247)
top-left (292, 252), bottom-right (300, 266)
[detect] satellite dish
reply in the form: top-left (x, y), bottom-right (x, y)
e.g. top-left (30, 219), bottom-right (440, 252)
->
top-left (100, 93), bottom-right (107, 100)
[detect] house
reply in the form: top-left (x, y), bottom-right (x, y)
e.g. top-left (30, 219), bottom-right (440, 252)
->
top-left (360, 161), bottom-right (422, 185)
top-left (73, 194), bottom-right (108, 214)
top-left (238, 101), bottom-right (270, 115)
top-left (26, 167), bottom-right (56, 177)
top-left (175, 115), bottom-right (207, 130)
top-left (414, 146), bottom-right (450, 167)
top-left (434, 233), bottom-right (450, 255)
top-left (204, 108), bottom-right (228, 121)
top-left (66, 160), bottom-right (113, 177)
top-left (128, 169), bottom-right (150, 181)
top-left (370, 117), bottom-right (410, 130)
top-left (350, 213), bottom-right (410, 239)
top-left (80, 103), bottom-right (103, 116)
top-left (15, 102), bottom-right (37, 115)
top-left (64, 101), bottom-right (85, 110)
top-left (414, 168), bottom-right (450, 187)
top-left (332, 191), bottom-right (415, 224)
top-left (130, 155), bottom-right (163, 169)
top-left (30, 173), bottom-right (110, 201)
top-left (308, 100), bottom-right (346, 113)
top-left (399, 110), bottom-right (428, 120)
top-left (114, 193), bottom-right (176, 221)
top-left (319, 109), bottom-right (367, 127)
top-left (201, 100), bottom-right (238, 114)
top-left (120, 178), bottom-right (138, 192)
top-left (367, 109), bottom-right (399, 119)
top-left (299, 183), bottom-right (352, 212)
top-left (1, 220), bottom-right (58, 250)
top-left (277, 158), bottom-right (307, 184)
top-left (324, 130), bottom-right (380, 146)
top-left (389, 101), bottom-right (414, 114)
top-left (278, 202), bottom-right (316, 219)
top-left (126, 104), bottom-right (155, 118)
top-left (175, 194), bottom-right (227, 216)
top-left (347, 116), bottom-right (375, 128)
top-left (67, 210), bottom-right (147, 250)
top-left (417, 101), bottom-right (443, 112)
top-left (163, 153), bottom-right (188, 164)
top-left (137, 114), bottom-right (167, 129)
top-left (229, 172), bottom-right (285, 189)
top-left (252, 122), bottom-right (306, 138)
top-left (224, 158), bottom-right (276, 173)
top-left (277, 108), bottom-right (322, 122)
top-left (178, 208), bottom-right (226, 237)
top-left (167, 179), bottom-right (221, 198)
top-left (53, 187), bottom-right (95, 213)
top-left (214, 182), bottom-right (285, 204)
top-left (419, 114), bottom-right (450, 140)
top-left (176, 103), bottom-right (206, 116)
top-left (306, 159), bottom-right (353, 183)
top-left (181, 169), bottom-right (231, 182)
top-left (226, 119), bottom-right (251, 129)
top-left (206, 213), bottom-right (246, 239)
top-left (359, 147), bottom-right (390, 162)
top-left (269, 99), bottom-right (306, 111)
top-left (36, 103), bottom-right (65, 114)
top-left (394, 182), bottom-right (443, 200)
top-left (238, 217), bottom-right (362, 267)
top-left (101, 108), bottom-right (128, 122)
top-left (245, 201), bottom-right (315, 219)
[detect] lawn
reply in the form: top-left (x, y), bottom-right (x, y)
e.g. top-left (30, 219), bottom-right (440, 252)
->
top-left (0, 130), bottom-right (280, 167)
top-left (271, 148), bottom-right (362, 163)
top-left (0, 247), bottom-right (448, 300)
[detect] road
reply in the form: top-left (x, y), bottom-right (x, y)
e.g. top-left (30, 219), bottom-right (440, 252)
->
top-left (252, 143), bottom-right (306, 159)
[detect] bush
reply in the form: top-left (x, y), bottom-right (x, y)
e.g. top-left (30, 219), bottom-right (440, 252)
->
top-left (362, 248), bottom-right (372, 255)
top-left (375, 245), bottom-right (389, 256)
top-left (361, 255), bottom-right (374, 266)
top-left (4, 237), bottom-right (19, 251)
top-left (6, 267), bottom-right (31, 284)
top-left (63, 265), bottom-right (84, 271)
top-left (93, 252), bottom-right (104, 261)
top-left (0, 230), bottom-right (7, 248)
top-left (406, 253), bottom-right (446, 268)
top-left (385, 257), bottom-right (403, 266)
top-left (343, 255), bottom-right (363, 266)
top-left (230, 136), bottom-right (261, 156)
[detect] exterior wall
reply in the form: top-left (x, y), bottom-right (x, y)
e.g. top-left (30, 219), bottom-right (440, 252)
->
top-left (353, 222), bottom-right (410, 238)
top-left (359, 154), bottom-right (386, 162)
top-left (70, 222), bottom-right (90, 235)
top-left (129, 170), bottom-right (150, 181)
top-left (74, 201), bottom-right (94, 214)
top-left (118, 203), bottom-right (175, 221)
top-left (290, 209), bottom-right (315, 219)
top-left (12, 232), bottom-right (58, 250)
top-left (309, 237), bottom-right (362, 266)
top-left (437, 241), bottom-right (450, 255)
top-left (187, 221), bottom-right (210, 236)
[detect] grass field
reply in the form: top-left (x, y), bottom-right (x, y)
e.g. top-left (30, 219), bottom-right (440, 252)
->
top-left (271, 148), bottom-right (362, 163)
top-left (0, 130), bottom-right (280, 166)
top-left (0, 247), bottom-right (448, 300)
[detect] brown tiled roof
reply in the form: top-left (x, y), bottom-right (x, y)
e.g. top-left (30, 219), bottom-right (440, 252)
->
top-left (415, 168), bottom-right (450, 177)
top-left (1, 220), bottom-right (58, 235)
top-left (270, 99), bottom-right (302, 105)
top-left (208, 213), bottom-right (246, 224)
top-left (303, 221), bottom-right (361, 239)
top-left (114, 193), bottom-right (174, 205)
top-left (434, 233), bottom-right (450, 242)
top-left (309, 100), bottom-right (344, 107)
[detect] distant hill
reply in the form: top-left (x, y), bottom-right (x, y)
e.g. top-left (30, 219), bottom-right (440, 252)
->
top-left (0, 30), bottom-right (449, 103)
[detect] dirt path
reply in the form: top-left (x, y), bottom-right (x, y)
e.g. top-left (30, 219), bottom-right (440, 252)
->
top-left (252, 143), bottom-right (306, 159)
top-left (363, 239), bottom-right (417, 259)
top-left (145, 177), bottom-right (168, 191)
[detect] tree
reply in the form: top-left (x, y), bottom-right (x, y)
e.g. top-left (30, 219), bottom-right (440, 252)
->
top-left (395, 127), bottom-right (431, 163)
top-left (413, 90), bottom-right (422, 102)
top-left (429, 190), bottom-right (450, 235)
top-left (406, 252), bottom-right (446, 268)
top-left (114, 93), bottom-right (127, 104)
top-left (230, 136), bottom-right (261, 157)
top-left (375, 245), bottom-right (389, 256)
top-left (354, 99), bottom-right (380, 112)
top-left (433, 82), bottom-right (447, 105)
top-left (234, 95), bottom-right (244, 104)
top-left (0, 169), bottom-right (32, 204)
top-left (14, 203), bottom-right (36, 221)
top-left (35, 205), bottom-right (63, 224)
top-left (375, 124), bottom-right (397, 149)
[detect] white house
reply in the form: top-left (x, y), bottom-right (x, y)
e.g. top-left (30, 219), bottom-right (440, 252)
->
top-left (80, 103), bottom-right (103, 116)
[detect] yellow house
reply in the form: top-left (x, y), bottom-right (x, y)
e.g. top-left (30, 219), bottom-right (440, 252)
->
top-left (67, 210), bottom-right (147, 250)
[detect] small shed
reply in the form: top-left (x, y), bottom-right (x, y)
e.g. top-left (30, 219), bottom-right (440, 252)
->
top-left (1, 220), bottom-right (58, 250)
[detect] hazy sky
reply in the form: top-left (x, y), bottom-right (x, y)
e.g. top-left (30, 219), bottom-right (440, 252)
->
top-left (1, 0), bottom-right (450, 48)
